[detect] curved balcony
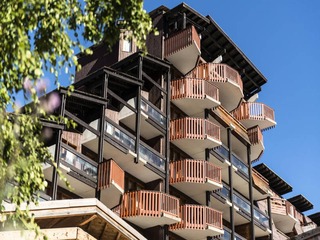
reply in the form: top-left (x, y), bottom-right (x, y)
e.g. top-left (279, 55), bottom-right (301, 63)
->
top-left (232, 102), bottom-right (276, 131)
top-left (98, 159), bottom-right (124, 209)
top-left (248, 126), bottom-right (264, 161)
top-left (170, 118), bottom-right (222, 159)
top-left (170, 160), bottom-right (222, 203)
top-left (120, 190), bottom-right (181, 229)
top-left (170, 205), bottom-right (223, 239)
top-left (171, 78), bottom-right (220, 117)
top-left (270, 197), bottom-right (298, 233)
top-left (164, 25), bottom-right (201, 75)
top-left (189, 63), bottom-right (243, 111)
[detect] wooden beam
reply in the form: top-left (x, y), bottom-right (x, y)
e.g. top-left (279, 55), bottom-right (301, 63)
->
top-left (142, 71), bottom-right (167, 94)
top-left (108, 89), bottom-right (137, 113)
top-left (115, 232), bottom-right (121, 240)
top-left (65, 110), bottom-right (101, 137)
top-left (79, 214), bottom-right (98, 226)
top-left (98, 222), bottom-right (108, 240)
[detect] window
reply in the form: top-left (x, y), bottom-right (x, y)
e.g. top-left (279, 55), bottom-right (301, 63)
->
top-left (122, 39), bottom-right (132, 52)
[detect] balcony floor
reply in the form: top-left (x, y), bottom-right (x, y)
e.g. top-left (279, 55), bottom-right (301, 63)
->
top-left (172, 137), bottom-right (222, 159)
top-left (124, 214), bottom-right (181, 229)
top-left (172, 96), bottom-right (220, 117)
top-left (166, 42), bottom-right (200, 75)
top-left (212, 81), bottom-right (243, 112)
top-left (100, 182), bottom-right (124, 209)
top-left (272, 213), bottom-right (298, 233)
top-left (239, 118), bottom-right (276, 131)
top-left (83, 137), bottom-right (162, 183)
top-left (43, 163), bottom-right (95, 198)
top-left (255, 225), bottom-right (271, 238)
top-left (171, 226), bottom-right (224, 240)
top-left (251, 140), bottom-right (265, 161)
top-left (120, 111), bottom-right (163, 140)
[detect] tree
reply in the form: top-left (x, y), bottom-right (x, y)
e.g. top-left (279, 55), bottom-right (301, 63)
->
top-left (0, 0), bottom-right (154, 234)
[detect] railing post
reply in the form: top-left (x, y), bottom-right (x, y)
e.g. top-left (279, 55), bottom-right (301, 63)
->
top-left (247, 145), bottom-right (255, 240)
top-left (267, 196), bottom-right (273, 240)
top-left (227, 127), bottom-right (235, 240)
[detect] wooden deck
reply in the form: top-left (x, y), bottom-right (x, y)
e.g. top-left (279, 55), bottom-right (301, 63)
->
top-left (1, 198), bottom-right (147, 240)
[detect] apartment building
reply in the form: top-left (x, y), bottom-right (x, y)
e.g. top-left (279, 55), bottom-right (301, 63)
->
top-left (1, 3), bottom-right (319, 240)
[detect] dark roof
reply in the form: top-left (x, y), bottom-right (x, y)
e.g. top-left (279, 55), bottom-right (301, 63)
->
top-left (309, 212), bottom-right (320, 226)
top-left (288, 195), bottom-right (313, 212)
top-left (163, 3), bottom-right (267, 100)
top-left (254, 163), bottom-right (292, 195)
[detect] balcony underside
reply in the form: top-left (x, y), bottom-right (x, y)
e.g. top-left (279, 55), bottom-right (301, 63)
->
top-left (100, 182), bottom-right (124, 209)
top-left (255, 225), bottom-right (271, 238)
top-left (43, 163), bottom-right (95, 198)
top-left (233, 208), bottom-right (251, 226)
top-left (166, 43), bottom-right (200, 75)
top-left (239, 118), bottom-right (276, 131)
top-left (171, 227), bottom-right (224, 240)
top-left (172, 96), bottom-right (220, 117)
top-left (172, 138), bottom-right (222, 159)
top-left (120, 111), bottom-right (163, 140)
top-left (211, 81), bottom-right (243, 112)
top-left (172, 180), bottom-right (222, 205)
top-left (83, 137), bottom-right (161, 183)
top-left (210, 194), bottom-right (232, 213)
top-left (208, 153), bottom-right (231, 169)
top-left (272, 213), bottom-right (297, 233)
top-left (124, 214), bottom-right (181, 229)
top-left (251, 141), bottom-right (265, 161)
top-left (232, 169), bottom-right (249, 198)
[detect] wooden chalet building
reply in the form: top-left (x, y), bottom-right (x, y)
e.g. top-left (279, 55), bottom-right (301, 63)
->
top-left (1, 3), bottom-right (319, 240)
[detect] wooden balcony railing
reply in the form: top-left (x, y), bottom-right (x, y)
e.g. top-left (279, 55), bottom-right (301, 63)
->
top-left (170, 159), bottom-right (221, 184)
top-left (271, 197), bottom-right (297, 218)
top-left (171, 78), bottom-right (219, 101)
top-left (164, 25), bottom-right (200, 57)
top-left (189, 63), bottom-right (243, 90)
top-left (98, 159), bottom-right (124, 191)
top-left (252, 168), bottom-right (269, 194)
top-left (170, 205), bottom-right (223, 230)
top-left (120, 190), bottom-right (179, 219)
top-left (232, 102), bottom-right (275, 123)
top-left (247, 125), bottom-right (263, 145)
top-left (170, 117), bottom-right (220, 142)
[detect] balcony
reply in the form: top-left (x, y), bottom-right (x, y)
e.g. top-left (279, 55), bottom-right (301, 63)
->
top-left (232, 102), bottom-right (276, 131)
top-left (222, 227), bottom-right (246, 240)
top-left (189, 63), bottom-right (243, 111)
top-left (170, 160), bottom-right (222, 203)
top-left (270, 197), bottom-right (298, 233)
top-left (164, 25), bottom-right (201, 75)
top-left (252, 168), bottom-right (270, 199)
top-left (170, 205), bottom-right (223, 239)
top-left (98, 159), bottom-right (124, 209)
top-left (171, 78), bottom-right (220, 117)
top-left (44, 144), bottom-right (97, 198)
top-left (213, 145), bottom-right (250, 198)
top-left (170, 117), bottom-right (221, 159)
top-left (248, 125), bottom-right (264, 161)
top-left (120, 190), bottom-right (180, 229)
top-left (119, 97), bottom-right (166, 140)
top-left (83, 119), bottom-right (165, 183)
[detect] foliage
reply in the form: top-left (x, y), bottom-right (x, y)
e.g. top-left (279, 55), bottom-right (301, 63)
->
top-left (0, 0), bottom-right (153, 235)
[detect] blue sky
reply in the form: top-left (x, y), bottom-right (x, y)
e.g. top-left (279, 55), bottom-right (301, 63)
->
top-left (144, 1), bottom-right (320, 215)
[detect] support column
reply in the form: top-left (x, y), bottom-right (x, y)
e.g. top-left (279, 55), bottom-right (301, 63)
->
top-left (134, 56), bottom-right (142, 164)
top-left (165, 69), bottom-right (171, 194)
top-left (247, 145), bottom-right (255, 240)
top-left (227, 128), bottom-right (235, 240)
top-left (51, 93), bottom-right (66, 200)
top-left (267, 196), bottom-right (273, 240)
top-left (95, 74), bottom-right (108, 199)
